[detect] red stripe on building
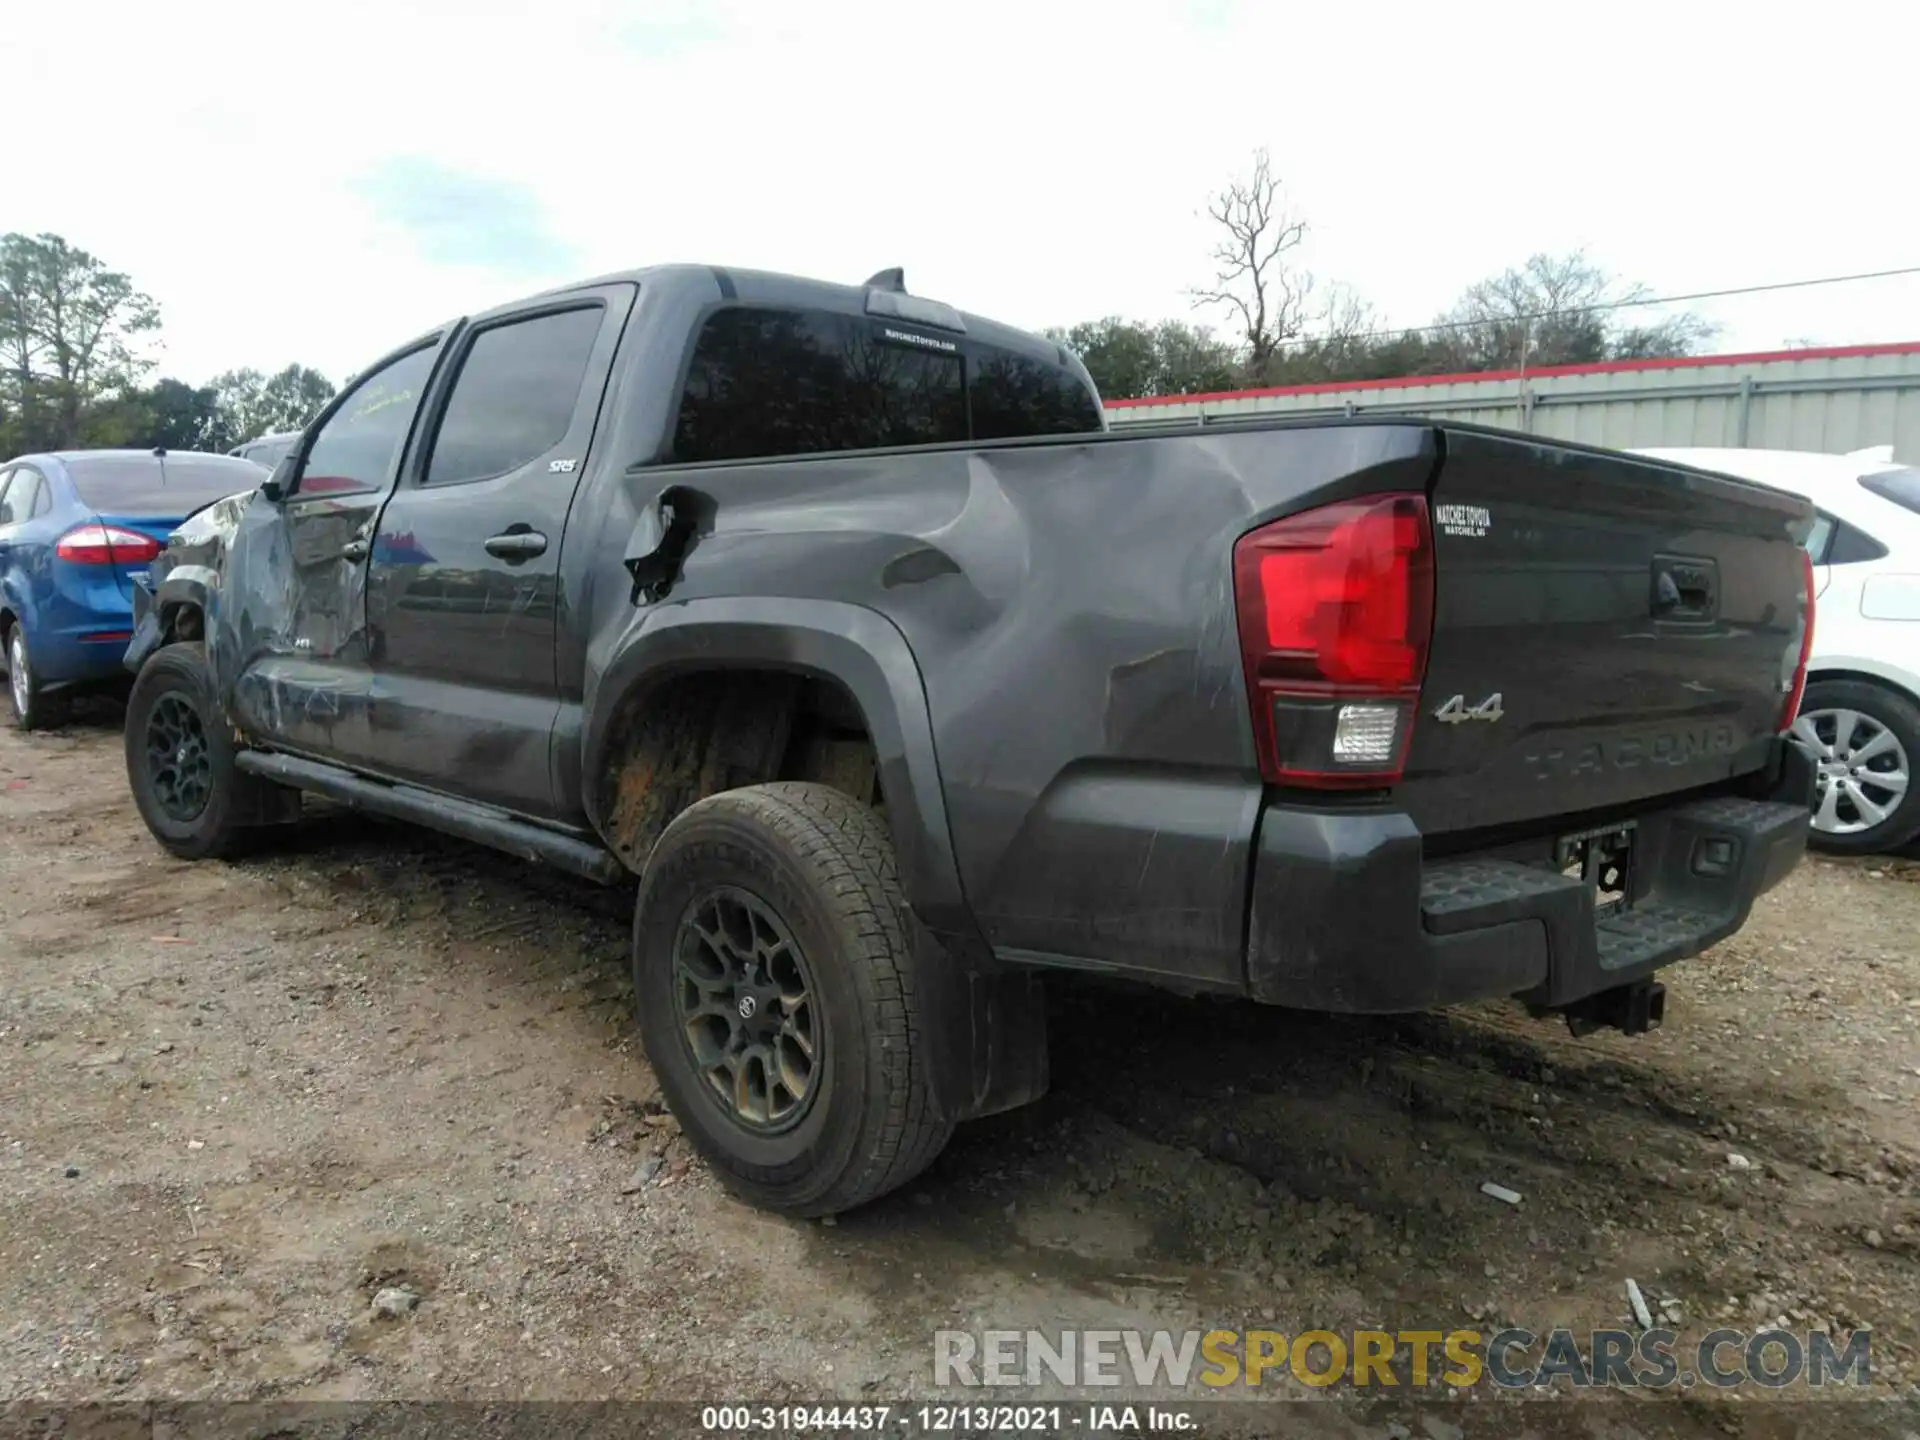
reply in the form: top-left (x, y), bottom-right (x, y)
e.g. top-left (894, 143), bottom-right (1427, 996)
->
top-left (1102, 340), bottom-right (1920, 410)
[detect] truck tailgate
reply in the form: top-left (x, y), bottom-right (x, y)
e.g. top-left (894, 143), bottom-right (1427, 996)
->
top-left (1399, 428), bottom-right (1813, 838)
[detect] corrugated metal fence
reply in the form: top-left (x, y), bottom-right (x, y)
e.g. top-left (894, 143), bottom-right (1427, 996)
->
top-left (1102, 342), bottom-right (1920, 461)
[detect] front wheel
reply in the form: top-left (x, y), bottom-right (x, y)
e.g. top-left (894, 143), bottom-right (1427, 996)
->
top-left (124, 643), bottom-right (265, 859)
top-left (632, 782), bottom-right (953, 1216)
top-left (1791, 678), bottom-right (1920, 855)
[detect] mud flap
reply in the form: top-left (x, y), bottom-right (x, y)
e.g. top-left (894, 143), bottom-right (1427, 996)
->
top-left (911, 917), bottom-right (1049, 1122)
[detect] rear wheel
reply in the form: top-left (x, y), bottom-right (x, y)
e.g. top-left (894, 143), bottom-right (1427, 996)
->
top-left (4, 622), bottom-right (68, 732)
top-left (1791, 678), bottom-right (1920, 855)
top-left (632, 782), bottom-right (952, 1216)
top-left (124, 642), bottom-right (265, 859)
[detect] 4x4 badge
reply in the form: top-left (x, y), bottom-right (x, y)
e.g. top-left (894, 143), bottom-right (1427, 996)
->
top-left (1435, 692), bottom-right (1505, 725)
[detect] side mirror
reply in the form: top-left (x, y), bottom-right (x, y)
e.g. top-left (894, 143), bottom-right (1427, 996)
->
top-left (259, 455), bottom-right (297, 504)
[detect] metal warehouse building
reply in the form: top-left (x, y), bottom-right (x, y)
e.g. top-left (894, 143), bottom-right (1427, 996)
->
top-left (1102, 341), bottom-right (1920, 462)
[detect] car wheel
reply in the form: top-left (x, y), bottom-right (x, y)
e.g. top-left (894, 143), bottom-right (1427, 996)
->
top-left (4, 621), bottom-right (68, 731)
top-left (632, 781), bottom-right (953, 1216)
top-left (1790, 679), bottom-right (1920, 856)
top-left (124, 642), bottom-right (264, 860)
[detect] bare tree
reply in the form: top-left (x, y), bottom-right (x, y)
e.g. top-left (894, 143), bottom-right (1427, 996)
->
top-left (1309, 282), bottom-right (1380, 370)
top-left (1436, 251), bottom-right (1714, 371)
top-left (1190, 149), bottom-right (1313, 385)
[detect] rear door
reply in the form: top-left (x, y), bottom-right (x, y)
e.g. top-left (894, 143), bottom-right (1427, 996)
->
top-left (1400, 429), bottom-right (1812, 838)
top-left (359, 284), bottom-right (635, 817)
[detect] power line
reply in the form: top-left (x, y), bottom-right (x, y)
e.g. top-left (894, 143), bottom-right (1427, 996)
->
top-left (1278, 263), bottom-right (1920, 351)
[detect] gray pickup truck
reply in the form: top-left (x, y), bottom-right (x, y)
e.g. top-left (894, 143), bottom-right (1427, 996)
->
top-left (122, 263), bottom-right (1819, 1215)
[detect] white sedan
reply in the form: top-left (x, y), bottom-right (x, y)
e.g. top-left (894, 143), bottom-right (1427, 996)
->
top-left (1636, 446), bottom-right (1920, 854)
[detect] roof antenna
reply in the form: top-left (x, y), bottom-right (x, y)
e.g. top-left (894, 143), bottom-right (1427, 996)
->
top-left (863, 267), bottom-right (907, 293)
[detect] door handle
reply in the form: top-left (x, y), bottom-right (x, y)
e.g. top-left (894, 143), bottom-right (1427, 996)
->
top-left (484, 530), bottom-right (548, 561)
top-left (339, 538), bottom-right (369, 561)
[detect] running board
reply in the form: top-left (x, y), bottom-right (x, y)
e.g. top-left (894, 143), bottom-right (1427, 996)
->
top-left (233, 751), bottom-right (627, 885)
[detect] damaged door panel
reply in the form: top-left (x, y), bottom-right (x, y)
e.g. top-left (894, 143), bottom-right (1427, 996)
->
top-left (623, 484), bottom-right (715, 605)
top-left (215, 340), bottom-right (444, 755)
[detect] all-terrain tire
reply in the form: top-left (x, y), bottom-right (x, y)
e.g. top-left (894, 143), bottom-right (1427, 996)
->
top-left (124, 642), bottom-right (266, 860)
top-left (632, 781), bottom-right (953, 1216)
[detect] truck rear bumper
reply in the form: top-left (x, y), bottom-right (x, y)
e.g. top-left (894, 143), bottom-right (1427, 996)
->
top-left (1244, 739), bottom-right (1815, 1012)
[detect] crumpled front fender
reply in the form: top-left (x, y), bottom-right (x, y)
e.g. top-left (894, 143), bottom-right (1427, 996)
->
top-left (120, 489), bottom-right (256, 674)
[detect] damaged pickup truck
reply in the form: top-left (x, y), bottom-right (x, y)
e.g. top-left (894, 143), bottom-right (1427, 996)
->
top-left (122, 263), bottom-right (1819, 1216)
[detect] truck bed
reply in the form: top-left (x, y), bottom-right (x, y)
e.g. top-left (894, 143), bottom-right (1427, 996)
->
top-left (598, 415), bottom-right (1814, 1002)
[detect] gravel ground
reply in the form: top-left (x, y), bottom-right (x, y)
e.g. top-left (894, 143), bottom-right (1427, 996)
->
top-left (2, 707), bottom-right (1917, 1437)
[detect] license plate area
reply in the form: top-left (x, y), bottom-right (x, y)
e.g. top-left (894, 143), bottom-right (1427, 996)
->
top-left (1555, 822), bottom-right (1636, 911)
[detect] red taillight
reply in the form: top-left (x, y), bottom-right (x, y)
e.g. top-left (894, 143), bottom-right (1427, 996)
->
top-left (1232, 494), bottom-right (1435, 788)
top-left (54, 524), bottom-right (162, 566)
top-left (1780, 548), bottom-right (1816, 731)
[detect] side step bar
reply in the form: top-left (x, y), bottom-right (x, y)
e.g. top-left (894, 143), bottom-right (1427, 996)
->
top-left (234, 751), bottom-right (627, 886)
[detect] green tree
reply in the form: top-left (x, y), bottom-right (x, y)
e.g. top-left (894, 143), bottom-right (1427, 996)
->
top-left (1046, 317), bottom-right (1242, 399)
top-left (0, 232), bottom-right (161, 451)
top-left (211, 363), bottom-right (336, 443)
top-left (126, 378), bottom-right (228, 450)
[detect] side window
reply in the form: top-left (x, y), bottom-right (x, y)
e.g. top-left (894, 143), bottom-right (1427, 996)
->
top-left (672, 307), bottom-right (967, 464)
top-left (298, 345), bottom-right (439, 497)
top-left (424, 306), bottom-right (603, 486)
top-left (1827, 517), bottom-right (1889, 566)
top-left (26, 475), bottom-right (50, 519)
top-left (0, 471), bottom-right (14, 525)
top-left (1802, 512), bottom-right (1836, 563)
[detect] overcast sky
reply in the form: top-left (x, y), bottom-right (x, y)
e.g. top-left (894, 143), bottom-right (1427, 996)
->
top-left (8, 0), bottom-right (1918, 385)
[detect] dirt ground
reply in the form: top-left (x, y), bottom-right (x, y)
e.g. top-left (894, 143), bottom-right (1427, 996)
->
top-left (3, 706), bottom-right (1917, 1436)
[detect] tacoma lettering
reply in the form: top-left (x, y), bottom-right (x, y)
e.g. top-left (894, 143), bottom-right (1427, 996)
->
top-left (1523, 724), bottom-right (1739, 781)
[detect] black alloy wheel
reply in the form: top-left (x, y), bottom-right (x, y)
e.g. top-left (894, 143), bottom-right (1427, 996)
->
top-left (144, 693), bottom-right (214, 821)
top-left (672, 885), bottom-right (821, 1133)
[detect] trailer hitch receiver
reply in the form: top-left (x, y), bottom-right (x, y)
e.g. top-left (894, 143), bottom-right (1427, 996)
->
top-left (1548, 980), bottom-right (1667, 1038)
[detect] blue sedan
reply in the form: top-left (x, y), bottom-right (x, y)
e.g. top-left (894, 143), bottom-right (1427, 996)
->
top-left (1, 449), bottom-right (266, 729)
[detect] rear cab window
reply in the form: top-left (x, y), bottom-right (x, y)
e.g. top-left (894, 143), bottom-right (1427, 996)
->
top-left (66, 455), bottom-right (262, 518)
top-left (669, 304), bottom-right (1103, 464)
